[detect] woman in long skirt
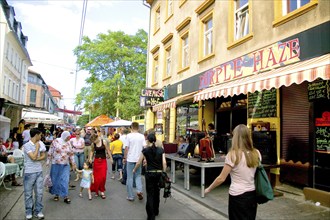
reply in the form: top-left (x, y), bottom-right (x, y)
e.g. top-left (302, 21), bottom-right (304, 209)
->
top-left (89, 134), bottom-right (112, 199)
top-left (47, 131), bottom-right (76, 204)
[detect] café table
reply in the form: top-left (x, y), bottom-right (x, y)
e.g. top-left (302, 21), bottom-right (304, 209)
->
top-left (0, 163), bottom-right (20, 190)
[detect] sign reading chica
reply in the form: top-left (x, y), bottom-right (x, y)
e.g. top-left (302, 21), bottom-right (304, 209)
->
top-left (199, 38), bottom-right (300, 89)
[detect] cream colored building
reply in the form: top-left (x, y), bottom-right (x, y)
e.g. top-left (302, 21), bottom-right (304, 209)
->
top-left (0, 0), bottom-right (32, 137)
top-left (145, 0), bottom-right (330, 191)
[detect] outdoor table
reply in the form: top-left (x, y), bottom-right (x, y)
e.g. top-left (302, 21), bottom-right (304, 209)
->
top-left (13, 156), bottom-right (24, 177)
top-left (165, 153), bottom-right (225, 198)
top-left (0, 163), bottom-right (20, 190)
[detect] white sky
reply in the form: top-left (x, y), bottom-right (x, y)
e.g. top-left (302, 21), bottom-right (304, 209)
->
top-left (9, 0), bottom-right (150, 110)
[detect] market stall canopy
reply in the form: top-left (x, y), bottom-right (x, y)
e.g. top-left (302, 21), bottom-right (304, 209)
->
top-left (85, 115), bottom-right (114, 127)
top-left (22, 109), bottom-right (63, 124)
top-left (103, 119), bottom-right (132, 127)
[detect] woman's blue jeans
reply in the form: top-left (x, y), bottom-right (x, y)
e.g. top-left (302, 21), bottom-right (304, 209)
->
top-left (24, 171), bottom-right (44, 216)
top-left (74, 152), bottom-right (85, 170)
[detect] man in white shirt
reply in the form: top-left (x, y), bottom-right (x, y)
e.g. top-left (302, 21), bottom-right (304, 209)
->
top-left (23, 128), bottom-right (46, 220)
top-left (123, 122), bottom-right (146, 201)
top-left (22, 124), bottom-right (31, 145)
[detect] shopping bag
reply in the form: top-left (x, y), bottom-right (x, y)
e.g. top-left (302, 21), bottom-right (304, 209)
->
top-left (43, 174), bottom-right (52, 188)
top-left (255, 162), bottom-right (274, 204)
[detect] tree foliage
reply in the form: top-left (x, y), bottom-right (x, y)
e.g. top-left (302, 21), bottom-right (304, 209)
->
top-left (74, 29), bottom-right (147, 120)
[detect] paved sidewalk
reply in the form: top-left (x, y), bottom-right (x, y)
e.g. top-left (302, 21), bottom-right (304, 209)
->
top-left (170, 168), bottom-right (330, 220)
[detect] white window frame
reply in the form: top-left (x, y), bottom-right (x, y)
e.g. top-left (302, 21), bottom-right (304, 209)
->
top-left (155, 7), bottom-right (161, 32)
top-left (282, 0), bottom-right (311, 15)
top-left (165, 46), bottom-right (172, 77)
top-left (8, 79), bottom-right (11, 96)
top-left (153, 56), bottom-right (159, 84)
top-left (203, 18), bottom-right (213, 56)
top-left (30, 89), bottom-right (37, 104)
top-left (12, 82), bottom-right (15, 98)
top-left (3, 75), bottom-right (6, 94)
top-left (234, 0), bottom-right (249, 40)
top-left (182, 35), bottom-right (189, 68)
top-left (167, 0), bottom-right (173, 18)
top-left (6, 42), bottom-right (9, 59)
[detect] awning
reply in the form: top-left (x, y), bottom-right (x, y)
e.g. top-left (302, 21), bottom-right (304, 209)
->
top-left (194, 54), bottom-right (330, 102)
top-left (22, 109), bottom-right (63, 124)
top-left (56, 108), bottom-right (82, 115)
top-left (152, 91), bottom-right (197, 112)
top-left (152, 97), bottom-right (178, 112)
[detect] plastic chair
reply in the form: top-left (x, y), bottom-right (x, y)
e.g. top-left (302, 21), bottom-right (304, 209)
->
top-left (13, 149), bottom-right (24, 157)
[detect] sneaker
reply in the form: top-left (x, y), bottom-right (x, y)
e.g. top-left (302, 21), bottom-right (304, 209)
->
top-left (26, 214), bottom-right (32, 220)
top-left (35, 212), bottom-right (44, 220)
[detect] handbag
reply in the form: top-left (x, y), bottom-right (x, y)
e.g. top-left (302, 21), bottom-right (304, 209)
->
top-left (255, 161), bottom-right (274, 204)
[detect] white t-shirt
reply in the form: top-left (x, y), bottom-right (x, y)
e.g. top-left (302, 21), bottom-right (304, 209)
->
top-left (225, 150), bottom-right (261, 196)
top-left (126, 132), bottom-right (146, 162)
top-left (22, 130), bottom-right (31, 142)
top-left (119, 134), bottom-right (127, 150)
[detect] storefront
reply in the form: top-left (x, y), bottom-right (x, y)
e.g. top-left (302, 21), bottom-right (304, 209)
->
top-left (151, 22), bottom-right (330, 191)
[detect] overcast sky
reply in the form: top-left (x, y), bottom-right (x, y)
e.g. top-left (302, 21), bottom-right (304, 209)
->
top-left (9, 0), bottom-right (150, 110)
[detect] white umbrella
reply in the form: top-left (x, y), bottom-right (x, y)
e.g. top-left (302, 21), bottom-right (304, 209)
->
top-left (102, 119), bottom-right (132, 127)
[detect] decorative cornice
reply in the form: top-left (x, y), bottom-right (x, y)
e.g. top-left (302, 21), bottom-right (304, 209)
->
top-left (195, 0), bottom-right (215, 14)
top-left (150, 44), bottom-right (160, 54)
top-left (161, 33), bottom-right (173, 44)
top-left (176, 17), bottom-right (191, 32)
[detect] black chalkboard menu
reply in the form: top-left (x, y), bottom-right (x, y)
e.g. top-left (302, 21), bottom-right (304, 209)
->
top-left (248, 88), bottom-right (277, 118)
top-left (315, 126), bottom-right (330, 151)
top-left (308, 80), bottom-right (330, 101)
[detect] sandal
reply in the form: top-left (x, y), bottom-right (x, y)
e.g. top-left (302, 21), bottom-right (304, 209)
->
top-left (12, 182), bottom-right (23, 186)
top-left (100, 192), bottom-right (106, 199)
top-left (79, 193), bottom-right (83, 198)
top-left (64, 198), bottom-right (71, 204)
top-left (89, 195), bottom-right (92, 200)
top-left (54, 196), bottom-right (59, 201)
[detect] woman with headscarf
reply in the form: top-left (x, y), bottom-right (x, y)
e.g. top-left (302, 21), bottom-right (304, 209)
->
top-left (47, 131), bottom-right (76, 204)
top-left (133, 133), bottom-right (167, 220)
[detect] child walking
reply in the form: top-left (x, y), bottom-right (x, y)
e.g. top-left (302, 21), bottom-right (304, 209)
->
top-left (77, 162), bottom-right (94, 200)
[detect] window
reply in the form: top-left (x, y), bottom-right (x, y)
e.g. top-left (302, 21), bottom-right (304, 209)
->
top-left (8, 79), bottom-right (11, 95)
top-left (181, 33), bottom-right (189, 70)
top-left (166, 0), bottom-right (173, 20)
top-left (3, 75), bottom-right (6, 94)
top-left (30, 89), bottom-right (37, 104)
top-left (153, 56), bottom-right (159, 85)
top-left (28, 75), bottom-right (35, 83)
top-left (227, 0), bottom-right (253, 49)
top-left (234, 0), bottom-right (249, 40)
top-left (16, 85), bottom-right (19, 101)
top-left (282, 0), bottom-right (311, 15)
top-left (273, 0), bottom-right (318, 27)
top-left (165, 46), bottom-right (172, 78)
top-left (203, 16), bottom-right (213, 57)
top-left (12, 82), bottom-right (15, 98)
top-left (154, 6), bottom-right (161, 34)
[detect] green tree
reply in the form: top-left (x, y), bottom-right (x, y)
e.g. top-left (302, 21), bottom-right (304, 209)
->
top-left (74, 29), bottom-right (147, 120)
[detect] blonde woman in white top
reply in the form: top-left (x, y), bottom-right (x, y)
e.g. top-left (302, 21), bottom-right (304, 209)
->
top-left (70, 129), bottom-right (85, 181)
top-left (205, 124), bottom-right (261, 220)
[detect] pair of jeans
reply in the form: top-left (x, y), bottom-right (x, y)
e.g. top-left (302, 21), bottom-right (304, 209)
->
top-left (112, 154), bottom-right (123, 172)
top-left (24, 171), bottom-right (44, 216)
top-left (145, 172), bottom-right (161, 220)
top-left (74, 152), bottom-right (85, 170)
top-left (126, 162), bottom-right (142, 199)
